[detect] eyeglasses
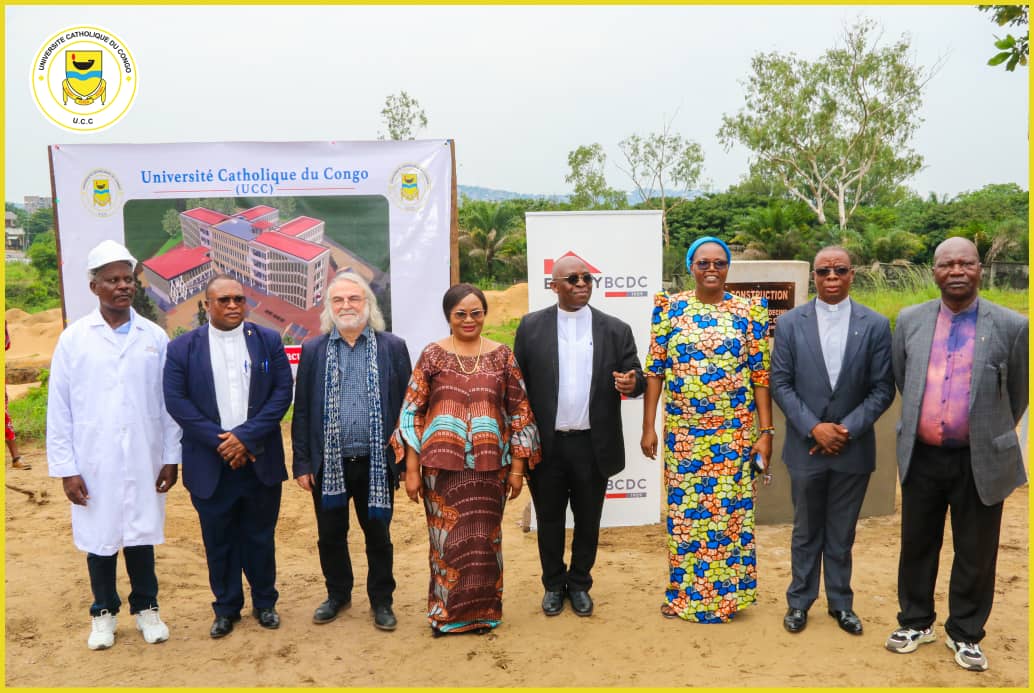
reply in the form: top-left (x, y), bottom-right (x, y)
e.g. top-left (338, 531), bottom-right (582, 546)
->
top-left (693, 260), bottom-right (728, 270)
top-left (814, 266), bottom-right (851, 277)
top-left (331, 294), bottom-right (365, 306)
top-left (452, 309), bottom-right (485, 321)
top-left (214, 295), bottom-right (246, 305)
top-left (562, 272), bottom-right (594, 286)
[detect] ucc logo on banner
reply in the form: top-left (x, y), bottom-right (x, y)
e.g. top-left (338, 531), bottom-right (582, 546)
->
top-left (31, 25), bottom-right (138, 133)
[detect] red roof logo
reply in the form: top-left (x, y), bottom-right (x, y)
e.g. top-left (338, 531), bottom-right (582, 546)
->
top-left (543, 251), bottom-right (601, 275)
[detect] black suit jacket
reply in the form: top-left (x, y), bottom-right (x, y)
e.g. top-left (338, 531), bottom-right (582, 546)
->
top-left (291, 330), bottom-right (412, 485)
top-left (163, 322), bottom-right (294, 500)
top-left (770, 299), bottom-right (894, 475)
top-left (514, 304), bottom-right (645, 478)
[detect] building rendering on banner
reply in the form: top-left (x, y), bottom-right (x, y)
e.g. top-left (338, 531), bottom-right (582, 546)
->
top-left (142, 205), bottom-right (330, 311)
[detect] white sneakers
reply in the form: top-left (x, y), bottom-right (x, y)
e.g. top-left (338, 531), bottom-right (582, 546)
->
top-left (135, 607), bottom-right (170, 644)
top-left (945, 636), bottom-right (989, 672)
top-left (885, 626), bottom-right (990, 672)
top-left (88, 608), bottom-right (169, 649)
top-left (87, 610), bottom-right (117, 650)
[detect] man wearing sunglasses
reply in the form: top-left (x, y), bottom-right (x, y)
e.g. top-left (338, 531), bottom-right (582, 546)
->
top-left (163, 274), bottom-right (293, 639)
top-left (514, 254), bottom-right (645, 618)
top-left (771, 246), bottom-right (894, 637)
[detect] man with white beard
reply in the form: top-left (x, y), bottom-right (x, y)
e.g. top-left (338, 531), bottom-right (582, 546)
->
top-left (291, 271), bottom-right (412, 631)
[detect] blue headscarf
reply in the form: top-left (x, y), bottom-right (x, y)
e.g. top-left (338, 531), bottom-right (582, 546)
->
top-left (685, 236), bottom-right (732, 272)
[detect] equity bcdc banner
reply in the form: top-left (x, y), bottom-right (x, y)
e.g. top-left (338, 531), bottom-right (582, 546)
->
top-left (525, 211), bottom-right (663, 528)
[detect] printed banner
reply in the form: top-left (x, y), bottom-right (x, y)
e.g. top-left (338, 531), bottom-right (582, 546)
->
top-left (49, 139), bottom-right (454, 362)
top-left (525, 211), bottom-right (664, 528)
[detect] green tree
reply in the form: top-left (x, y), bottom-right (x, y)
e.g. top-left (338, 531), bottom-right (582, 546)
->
top-left (458, 200), bottom-right (523, 283)
top-left (161, 208), bottom-right (181, 237)
top-left (730, 200), bottom-right (820, 260)
top-left (25, 207), bottom-right (55, 244)
top-left (378, 91), bottom-right (428, 140)
top-left (565, 143), bottom-right (626, 210)
top-left (28, 231), bottom-right (59, 279)
top-left (980, 5), bottom-right (1028, 71)
top-left (719, 19), bottom-right (932, 230)
top-left (617, 117), bottom-right (705, 246)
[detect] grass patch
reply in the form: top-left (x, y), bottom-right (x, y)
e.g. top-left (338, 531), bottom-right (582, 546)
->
top-left (8, 373), bottom-right (48, 441)
top-left (483, 318), bottom-right (519, 348)
top-left (4, 261), bottom-right (60, 313)
top-left (157, 232), bottom-right (183, 254)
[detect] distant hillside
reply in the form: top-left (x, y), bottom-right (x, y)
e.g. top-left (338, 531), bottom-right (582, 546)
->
top-left (458, 185), bottom-right (568, 203)
top-left (457, 185), bottom-right (702, 206)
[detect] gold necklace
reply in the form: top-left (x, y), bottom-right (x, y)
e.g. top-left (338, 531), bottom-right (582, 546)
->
top-left (452, 335), bottom-right (483, 375)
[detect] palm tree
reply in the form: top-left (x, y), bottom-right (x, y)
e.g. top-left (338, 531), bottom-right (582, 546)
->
top-left (458, 200), bottom-right (523, 282)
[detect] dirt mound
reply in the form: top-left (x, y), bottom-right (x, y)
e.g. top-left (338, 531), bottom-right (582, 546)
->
top-left (483, 282), bottom-right (529, 325)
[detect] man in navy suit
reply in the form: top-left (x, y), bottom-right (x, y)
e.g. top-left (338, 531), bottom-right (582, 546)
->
top-left (771, 247), bottom-right (894, 636)
top-left (291, 271), bottom-right (411, 632)
top-left (163, 274), bottom-right (293, 639)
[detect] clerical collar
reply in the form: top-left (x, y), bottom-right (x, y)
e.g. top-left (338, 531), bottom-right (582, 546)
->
top-left (816, 297), bottom-right (851, 313)
top-left (558, 305), bottom-right (590, 318)
top-left (211, 322), bottom-right (245, 339)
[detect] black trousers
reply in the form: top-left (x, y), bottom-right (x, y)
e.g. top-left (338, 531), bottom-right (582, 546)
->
top-left (190, 463), bottom-right (282, 617)
top-left (528, 431), bottom-right (608, 593)
top-left (786, 466), bottom-right (870, 611)
top-left (897, 442), bottom-right (1003, 643)
top-left (86, 545), bottom-right (158, 616)
top-left (312, 458), bottom-right (396, 607)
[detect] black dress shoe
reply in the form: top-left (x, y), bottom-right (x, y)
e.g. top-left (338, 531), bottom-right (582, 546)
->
top-left (828, 608), bottom-right (863, 635)
top-left (313, 597), bottom-right (350, 624)
top-left (373, 604), bottom-right (397, 631)
top-left (541, 589), bottom-right (565, 616)
top-left (210, 614), bottom-right (240, 639)
top-left (783, 607), bottom-right (808, 633)
top-left (253, 606), bottom-right (280, 629)
top-left (569, 590), bottom-right (593, 617)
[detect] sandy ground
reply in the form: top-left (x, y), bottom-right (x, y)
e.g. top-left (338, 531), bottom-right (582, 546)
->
top-left (4, 289), bottom-right (1029, 687)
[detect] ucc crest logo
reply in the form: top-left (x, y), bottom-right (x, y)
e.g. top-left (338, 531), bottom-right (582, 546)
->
top-left (80, 169), bottom-right (122, 217)
top-left (32, 26), bottom-right (137, 133)
top-left (63, 50), bottom-right (106, 105)
top-left (388, 165), bottom-right (430, 211)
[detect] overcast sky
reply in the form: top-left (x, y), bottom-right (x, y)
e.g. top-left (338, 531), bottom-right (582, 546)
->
top-left (5, 4), bottom-right (1029, 202)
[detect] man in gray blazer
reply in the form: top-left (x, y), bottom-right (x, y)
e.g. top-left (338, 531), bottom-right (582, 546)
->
top-left (885, 237), bottom-right (1027, 672)
top-left (771, 247), bottom-right (894, 636)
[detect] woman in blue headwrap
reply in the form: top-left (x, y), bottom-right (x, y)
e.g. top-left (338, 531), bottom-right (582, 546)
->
top-left (640, 236), bottom-right (773, 623)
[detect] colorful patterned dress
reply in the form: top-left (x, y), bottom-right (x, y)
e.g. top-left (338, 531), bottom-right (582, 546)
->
top-left (392, 343), bottom-right (540, 634)
top-left (646, 290), bottom-right (770, 623)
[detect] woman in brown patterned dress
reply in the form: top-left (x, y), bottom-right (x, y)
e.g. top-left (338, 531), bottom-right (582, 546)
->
top-left (392, 284), bottom-right (540, 636)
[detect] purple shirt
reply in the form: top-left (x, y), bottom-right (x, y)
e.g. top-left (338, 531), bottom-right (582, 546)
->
top-left (916, 299), bottom-right (978, 447)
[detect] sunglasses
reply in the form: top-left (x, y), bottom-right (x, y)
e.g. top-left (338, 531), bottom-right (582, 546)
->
top-left (452, 309), bottom-right (485, 320)
top-left (814, 266), bottom-right (851, 277)
top-left (562, 272), bottom-right (594, 286)
top-left (214, 295), bottom-right (247, 305)
top-left (693, 260), bottom-right (728, 270)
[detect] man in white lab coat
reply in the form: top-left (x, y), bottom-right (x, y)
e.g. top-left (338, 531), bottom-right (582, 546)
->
top-left (47, 240), bottom-right (181, 651)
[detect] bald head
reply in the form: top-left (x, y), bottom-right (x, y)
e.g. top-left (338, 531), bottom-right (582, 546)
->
top-left (550, 255), bottom-right (593, 311)
top-left (933, 237), bottom-right (979, 264)
top-left (932, 236), bottom-right (981, 311)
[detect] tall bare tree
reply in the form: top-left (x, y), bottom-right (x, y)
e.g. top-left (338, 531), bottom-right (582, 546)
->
top-left (378, 91), bottom-right (428, 141)
top-left (617, 116), bottom-right (704, 246)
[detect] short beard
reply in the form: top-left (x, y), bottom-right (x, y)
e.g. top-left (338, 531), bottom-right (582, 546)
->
top-left (333, 303), bottom-right (369, 332)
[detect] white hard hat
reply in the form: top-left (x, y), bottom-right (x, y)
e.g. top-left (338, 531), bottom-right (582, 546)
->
top-left (86, 239), bottom-right (137, 271)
